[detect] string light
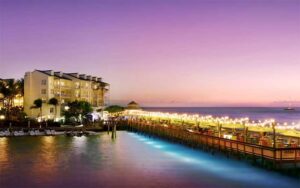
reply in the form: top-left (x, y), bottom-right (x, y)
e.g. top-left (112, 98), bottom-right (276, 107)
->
top-left (125, 110), bottom-right (300, 131)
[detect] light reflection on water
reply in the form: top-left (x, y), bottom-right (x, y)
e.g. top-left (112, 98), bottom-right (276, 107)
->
top-left (0, 137), bottom-right (8, 168)
top-left (0, 132), bottom-right (299, 188)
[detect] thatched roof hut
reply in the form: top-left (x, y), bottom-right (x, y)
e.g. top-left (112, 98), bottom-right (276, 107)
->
top-left (127, 101), bottom-right (141, 110)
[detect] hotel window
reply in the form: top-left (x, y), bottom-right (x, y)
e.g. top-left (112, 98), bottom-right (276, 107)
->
top-left (50, 108), bottom-right (54, 114)
top-left (41, 89), bottom-right (46, 94)
top-left (41, 80), bottom-right (47, 85)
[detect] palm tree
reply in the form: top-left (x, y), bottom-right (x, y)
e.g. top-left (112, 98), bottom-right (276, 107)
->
top-left (33, 98), bottom-right (43, 119)
top-left (0, 79), bottom-right (23, 120)
top-left (0, 81), bottom-right (6, 108)
top-left (48, 97), bottom-right (59, 119)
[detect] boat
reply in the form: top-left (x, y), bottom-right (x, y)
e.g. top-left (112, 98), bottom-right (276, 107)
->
top-left (29, 130), bottom-right (37, 136)
top-left (284, 103), bottom-right (295, 111)
top-left (284, 107), bottom-right (295, 111)
top-left (77, 132), bottom-right (83, 137)
top-left (45, 129), bottom-right (56, 136)
top-left (65, 131), bottom-right (75, 136)
top-left (0, 129), bottom-right (11, 137)
top-left (13, 130), bottom-right (25, 136)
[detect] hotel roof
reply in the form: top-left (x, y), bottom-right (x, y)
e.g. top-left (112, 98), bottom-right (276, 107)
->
top-left (35, 70), bottom-right (72, 81)
top-left (35, 70), bottom-right (109, 86)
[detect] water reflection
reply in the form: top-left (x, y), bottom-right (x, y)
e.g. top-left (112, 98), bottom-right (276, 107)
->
top-left (30, 136), bottom-right (58, 183)
top-left (0, 137), bottom-right (8, 171)
top-left (0, 132), bottom-right (299, 188)
top-left (73, 136), bottom-right (87, 155)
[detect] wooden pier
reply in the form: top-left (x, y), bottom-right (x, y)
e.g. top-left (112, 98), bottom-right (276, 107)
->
top-left (126, 119), bottom-right (300, 169)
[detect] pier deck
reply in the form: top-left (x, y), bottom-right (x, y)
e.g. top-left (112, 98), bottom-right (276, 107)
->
top-left (126, 119), bottom-right (300, 167)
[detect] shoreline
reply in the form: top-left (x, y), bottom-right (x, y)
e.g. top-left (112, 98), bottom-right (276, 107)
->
top-left (0, 127), bottom-right (106, 137)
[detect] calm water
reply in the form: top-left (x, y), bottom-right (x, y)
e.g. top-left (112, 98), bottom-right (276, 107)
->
top-left (144, 107), bottom-right (300, 124)
top-left (0, 132), bottom-right (299, 188)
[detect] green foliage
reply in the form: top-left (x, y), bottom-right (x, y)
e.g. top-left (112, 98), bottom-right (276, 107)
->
top-left (48, 97), bottom-right (58, 106)
top-left (105, 105), bottom-right (125, 113)
top-left (48, 97), bottom-right (59, 118)
top-left (33, 98), bottom-right (43, 108)
top-left (9, 106), bottom-right (27, 121)
top-left (64, 100), bottom-right (93, 123)
top-left (0, 79), bottom-right (24, 121)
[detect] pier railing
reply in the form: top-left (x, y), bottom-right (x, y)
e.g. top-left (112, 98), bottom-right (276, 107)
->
top-left (126, 119), bottom-right (300, 164)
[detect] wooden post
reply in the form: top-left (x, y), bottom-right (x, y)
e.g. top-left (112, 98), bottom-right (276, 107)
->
top-left (111, 123), bottom-right (117, 139)
top-left (218, 122), bottom-right (221, 151)
top-left (107, 121), bottom-right (110, 135)
top-left (272, 122), bottom-right (276, 167)
top-left (243, 123), bottom-right (248, 154)
top-left (272, 122), bottom-right (276, 149)
top-left (218, 122), bottom-right (222, 138)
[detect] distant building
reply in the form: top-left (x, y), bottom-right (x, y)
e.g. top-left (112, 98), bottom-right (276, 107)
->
top-left (127, 101), bottom-right (141, 110)
top-left (24, 70), bottom-right (109, 119)
top-left (125, 101), bottom-right (142, 116)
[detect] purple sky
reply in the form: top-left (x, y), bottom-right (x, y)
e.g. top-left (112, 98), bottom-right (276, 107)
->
top-left (1, 0), bottom-right (300, 106)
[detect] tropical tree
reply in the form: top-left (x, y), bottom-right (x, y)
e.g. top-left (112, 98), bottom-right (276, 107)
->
top-left (48, 97), bottom-right (59, 119)
top-left (105, 105), bottom-right (125, 114)
top-left (33, 98), bottom-right (43, 119)
top-left (18, 78), bottom-right (24, 96)
top-left (0, 79), bottom-right (23, 120)
top-left (63, 100), bottom-right (93, 124)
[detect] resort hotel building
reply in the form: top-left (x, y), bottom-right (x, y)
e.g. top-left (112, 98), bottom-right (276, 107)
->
top-left (24, 70), bottom-right (109, 120)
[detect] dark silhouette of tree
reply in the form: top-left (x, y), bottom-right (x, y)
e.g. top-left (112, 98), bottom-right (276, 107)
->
top-left (33, 98), bottom-right (43, 118)
top-left (48, 97), bottom-right (59, 119)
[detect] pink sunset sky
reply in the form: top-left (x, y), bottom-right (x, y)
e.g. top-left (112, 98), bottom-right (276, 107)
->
top-left (0, 0), bottom-right (299, 107)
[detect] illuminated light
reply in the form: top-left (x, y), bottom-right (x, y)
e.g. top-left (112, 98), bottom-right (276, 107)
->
top-left (153, 144), bottom-right (164, 149)
top-left (224, 134), bottom-right (232, 139)
top-left (127, 110), bottom-right (300, 132)
top-left (64, 106), bottom-right (70, 111)
top-left (0, 115), bottom-right (5, 120)
top-left (145, 141), bottom-right (155, 145)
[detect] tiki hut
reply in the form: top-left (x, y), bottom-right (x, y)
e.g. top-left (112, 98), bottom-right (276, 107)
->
top-left (127, 101), bottom-right (141, 110)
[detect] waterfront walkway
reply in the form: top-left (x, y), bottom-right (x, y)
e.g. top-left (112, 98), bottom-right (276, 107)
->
top-left (126, 118), bottom-right (300, 168)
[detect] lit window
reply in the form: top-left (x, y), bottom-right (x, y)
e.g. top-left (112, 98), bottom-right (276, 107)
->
top-left (50, 108), bottom-right (54, 113)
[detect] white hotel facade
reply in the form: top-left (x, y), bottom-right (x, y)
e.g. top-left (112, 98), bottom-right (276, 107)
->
top-left (24, 70), bottom-right (109, 119)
